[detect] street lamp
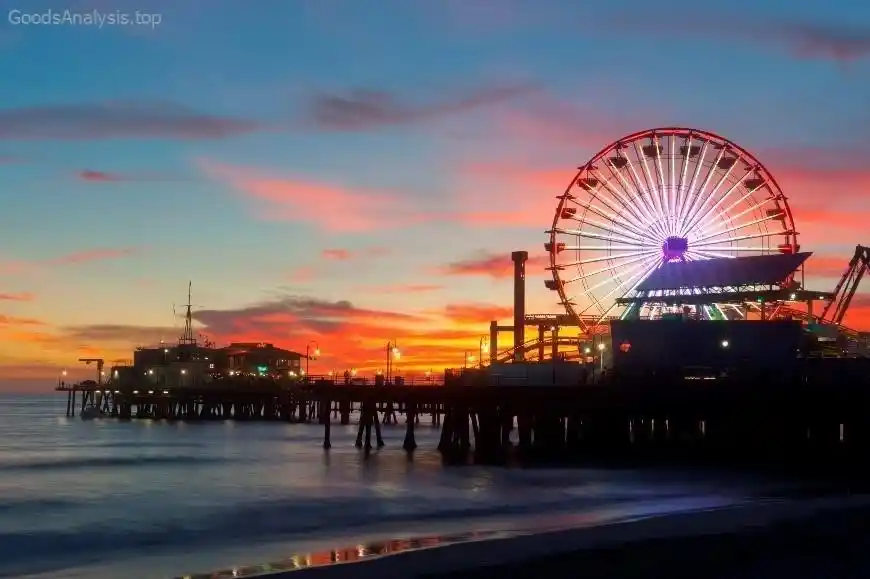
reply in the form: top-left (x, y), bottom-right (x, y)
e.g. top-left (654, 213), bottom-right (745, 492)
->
top-left (597, 342), bottom-right (606, 371)
top-left (386, 340), bottom-right (400, 383)
top-left (479, 336), bottom-right (489, 367)
top-left (305, 341), bottom-right (320, 377)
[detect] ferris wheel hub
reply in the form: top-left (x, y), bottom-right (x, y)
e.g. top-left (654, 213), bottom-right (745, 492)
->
top-left (662, 236), bottom-right (689, 262)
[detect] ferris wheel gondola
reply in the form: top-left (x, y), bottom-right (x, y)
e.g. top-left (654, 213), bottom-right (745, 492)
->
top-left (545, 127), bottom-right (799, 330)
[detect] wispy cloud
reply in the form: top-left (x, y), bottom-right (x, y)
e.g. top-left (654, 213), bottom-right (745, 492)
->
top-left (305, 82), bottom-right (536, 131)
top-left (0, 101), bottom-right (262, 140)
top-left (0, 292), bottom-right (34, 302)
top-left (0, 248), bottom-right (141, 275)
top-left (75, 169), bottom-right (179, 183)
top-left (602, 11), bottom-right (870, 62)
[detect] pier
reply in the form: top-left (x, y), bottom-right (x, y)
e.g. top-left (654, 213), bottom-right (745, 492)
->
top-left (57, 357), bottom-right (870, 469)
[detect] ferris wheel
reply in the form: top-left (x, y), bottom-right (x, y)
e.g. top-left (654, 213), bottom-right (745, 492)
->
top-left (545, 127), bottom-right (799, 326)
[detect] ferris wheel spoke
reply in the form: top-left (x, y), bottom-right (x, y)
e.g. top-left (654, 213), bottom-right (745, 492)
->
top-left (576, 254), bottom-right (661, 315)
top-left (564, 215), bottom-right (649, 243)
top-left (682, 168), bottom-right (748, 238)
top-left (622, 156), bottom-right (670, 239)
top-left (601, 162), bottom-right (665, 240)
top-left (675, 141), bottom-right (710, 229)
top-left (561, 249), bottom-right (659, 267)
top-left (691, 246), bottom-right (776, 253)
top-left (550, 228), bottom-right (653, 247)
top-left (681, 147), bottom-right (726, 236)
top-left (668, 134), bottom-right (676, 234)
top-left (565, 244), bottom-right (652, 251)
top-left (693, 187), bottom-right (771, 238)
top-left (654, 136), bottom-right (669, 228)
top-left (692, 229), bottom-right (793, 248)
top-left (568, 199), bottom-right (653, 240)
top-left (692, 211), bottom-right (788, 245)
top-left (588, 257), bottom-right (663, 322)
top-left (560, 252), bottom-right (661, 285)
top-left (687, 249), bottom-right (736, 260)
top-left (652, 136), bottom-right (669, 225)
top-left (634, 141), bottom-right (668, 232)
top-left (694, 194), bottom-right (755, 239)
top-left (592, 167), bottom-right (658, 236)
top-left (570, 256), bottom-right (659, 301)
top-left (673, 135), bottom-right (695, 234)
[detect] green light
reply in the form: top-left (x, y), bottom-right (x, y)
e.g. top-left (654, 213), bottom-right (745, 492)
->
top-left (756, 296), bottom-right (764, 303)
top-left (257, 366), bottom-right (268, 373)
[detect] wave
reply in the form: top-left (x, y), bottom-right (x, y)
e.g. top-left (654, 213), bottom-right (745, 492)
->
top-left (0, 498), bottom-right (79, 516)
top-left (0, 454), bottom-right (226, 472)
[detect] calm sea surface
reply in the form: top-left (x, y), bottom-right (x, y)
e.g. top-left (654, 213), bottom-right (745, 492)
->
top-left (0, 395), bottom-right (810, 578)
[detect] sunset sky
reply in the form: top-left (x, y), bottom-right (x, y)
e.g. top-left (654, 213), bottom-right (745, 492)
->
top-left (1, 0), bottom-right (869, 390)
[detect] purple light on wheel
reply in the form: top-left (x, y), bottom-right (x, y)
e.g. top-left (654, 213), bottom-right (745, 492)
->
top-left (662, 236), bottom-right (689, 261)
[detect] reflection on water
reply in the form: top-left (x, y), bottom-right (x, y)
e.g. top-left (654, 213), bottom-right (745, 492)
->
top-left (174, 529), bottom-right (511, 578)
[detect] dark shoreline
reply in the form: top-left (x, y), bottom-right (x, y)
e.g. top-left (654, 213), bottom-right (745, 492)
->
top-left (244, 498), bottom-right (870, 579)
top-left (436, 504), bottom-right (870, 579)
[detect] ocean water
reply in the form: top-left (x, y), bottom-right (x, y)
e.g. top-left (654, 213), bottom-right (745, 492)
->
top-left (0, 395), bottom-right (805, 578)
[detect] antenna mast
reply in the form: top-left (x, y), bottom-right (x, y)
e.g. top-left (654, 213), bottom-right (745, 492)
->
top-left (178, 281), bottom-right (197, 346)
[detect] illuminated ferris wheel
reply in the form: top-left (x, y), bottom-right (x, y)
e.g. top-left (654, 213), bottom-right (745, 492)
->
top-left (545, 127), bottom-right (799, 326)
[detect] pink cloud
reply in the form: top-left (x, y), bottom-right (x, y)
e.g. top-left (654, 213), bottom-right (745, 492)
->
top-left (0, 292), bottom-right (34, 301)
top-left (199, 159), bottom-right (430, 232)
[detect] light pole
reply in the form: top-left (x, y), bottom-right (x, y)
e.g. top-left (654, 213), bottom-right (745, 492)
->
top-left (305, 341), bottom-right (320, 378)
top-left (385, 340), bottom-right (400, 383)
top-left (479, 336), bottom-right (489, 368)
top-left (464, 351), bottom-right (476, 368)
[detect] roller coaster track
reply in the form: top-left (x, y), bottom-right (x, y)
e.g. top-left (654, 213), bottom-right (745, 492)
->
top-left (494, 335), bottom-right (599, 363)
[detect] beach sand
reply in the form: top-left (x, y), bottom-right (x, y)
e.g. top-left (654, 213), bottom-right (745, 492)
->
top-left (260, 497), bottom-right (870, 579)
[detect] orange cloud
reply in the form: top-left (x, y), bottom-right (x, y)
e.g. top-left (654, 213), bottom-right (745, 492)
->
top-left (0, 315), bottom-right (44, 326)
top-left (321, 247), bottom-right (389, 261)
top-left (199, 159), bottom-right (430, 232)
top-left (0, 292), bottom-right (34, 301)
top-left (322, 249), bottom-right (351, 261)
top-left (441, 251), bottom-right (550, 279)
top-left (357, 284), bottom-right (444, 294)
top-left (443, 303), bottom-right (513, 324)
